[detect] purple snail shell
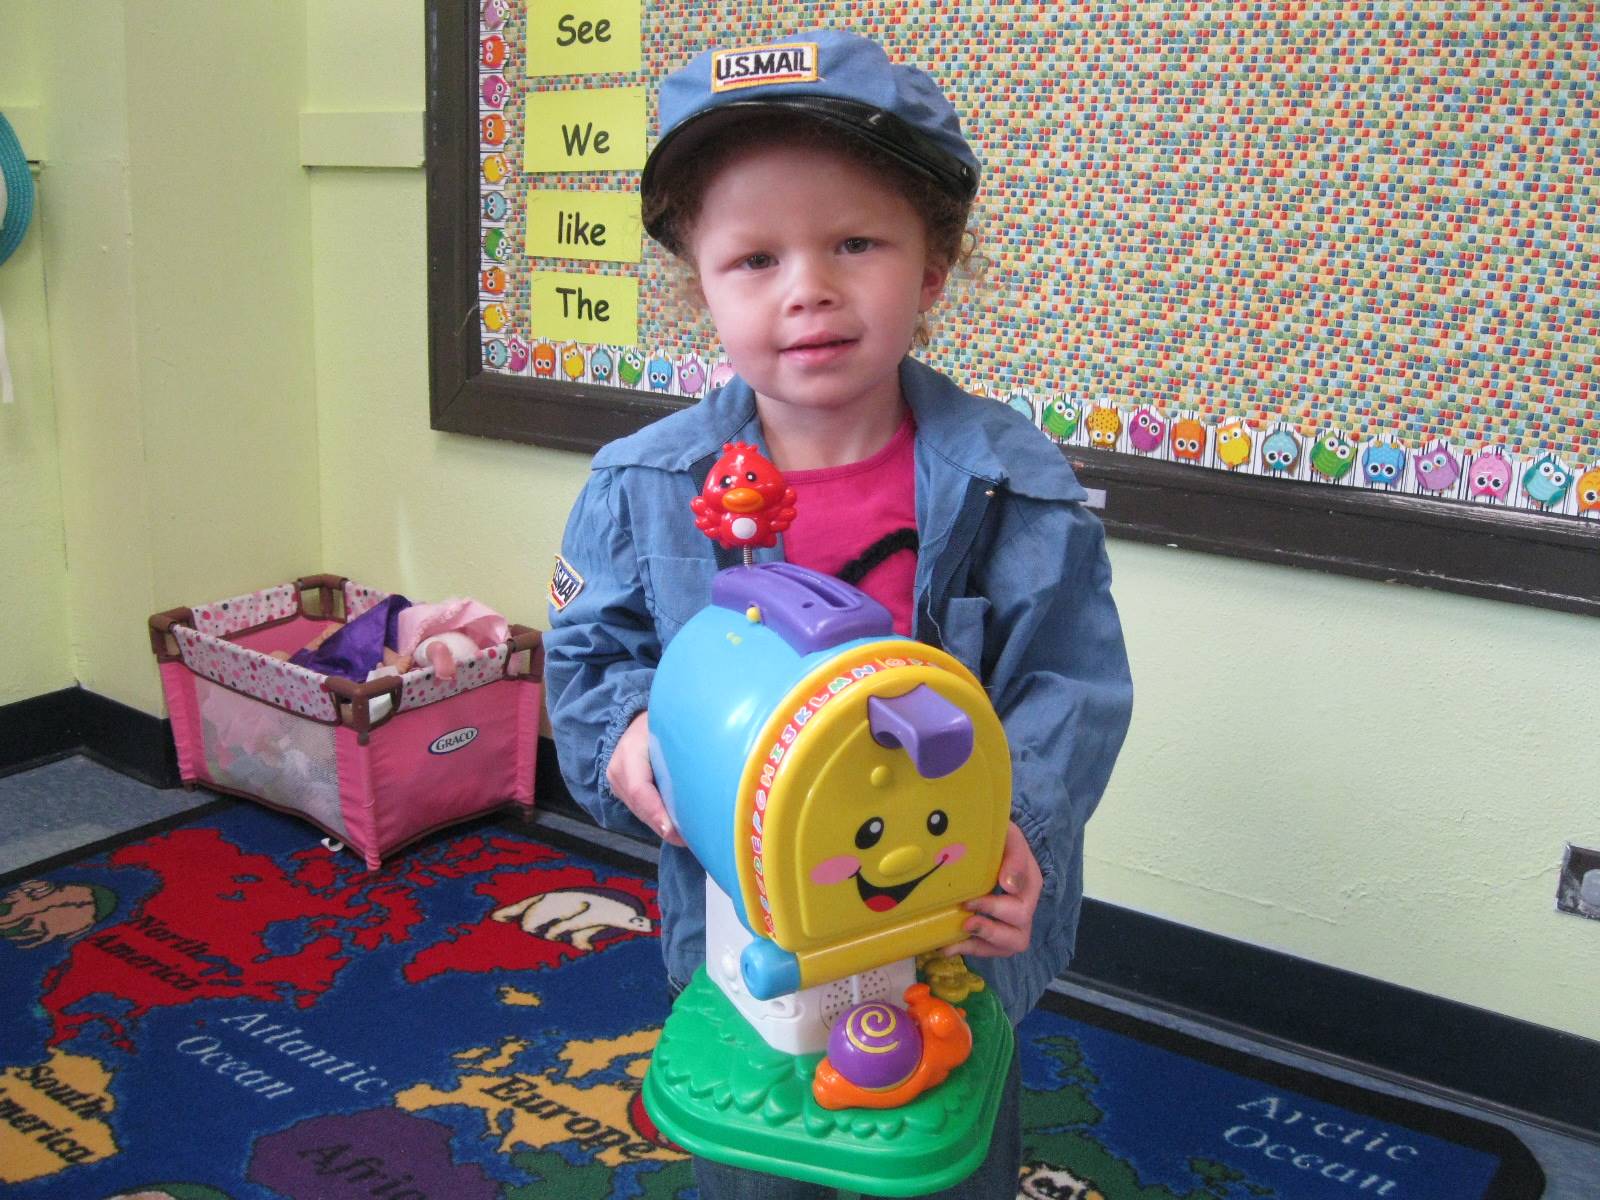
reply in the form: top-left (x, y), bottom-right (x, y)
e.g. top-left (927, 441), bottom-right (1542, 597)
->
top-left (827, 1001), bottom-right (922, 1091)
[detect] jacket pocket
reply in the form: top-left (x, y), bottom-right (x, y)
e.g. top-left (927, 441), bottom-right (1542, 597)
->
top-left (937, 594), bottom-right (991, 675)
top-left (640, 555), bottom-right (717, 646)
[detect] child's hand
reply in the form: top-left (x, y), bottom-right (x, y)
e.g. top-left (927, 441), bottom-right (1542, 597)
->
top-left (606, 712), bottom-right (686, 846)
top-left (944, 821), bottom-right (1042, 959)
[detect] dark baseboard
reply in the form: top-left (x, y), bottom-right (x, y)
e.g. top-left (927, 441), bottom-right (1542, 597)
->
top-left (1, 688), bottom-right (84, 775)
top-left (8, 692), bottom-right (1594, 1140)
top-left (1063, 904), bottom-right (1599, 1141)
top-left (76, 688), bottom-right (182, 787)
top-left (1, 686), bottom-right (180, 788)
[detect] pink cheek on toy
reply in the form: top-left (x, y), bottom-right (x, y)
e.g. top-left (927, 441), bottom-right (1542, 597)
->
top-left (936, 843), bottom-right (968, 867)
top-left (810, 856), bottom-right (861, 886)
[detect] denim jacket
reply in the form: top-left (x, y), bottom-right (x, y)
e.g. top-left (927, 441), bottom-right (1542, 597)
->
top-left (544, 357), bottom-right (1133, 1023)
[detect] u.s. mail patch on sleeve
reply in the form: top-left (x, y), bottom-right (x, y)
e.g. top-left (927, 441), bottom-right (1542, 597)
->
top-left (549, 555), bottom-right (585, 610)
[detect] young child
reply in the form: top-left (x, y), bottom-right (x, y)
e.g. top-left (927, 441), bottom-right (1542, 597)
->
top-left (544, 29), bottom-right (1133, 1198)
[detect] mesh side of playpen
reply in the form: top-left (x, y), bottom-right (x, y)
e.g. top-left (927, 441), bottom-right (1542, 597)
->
top-left (194, 678), bottom-right (346, 840)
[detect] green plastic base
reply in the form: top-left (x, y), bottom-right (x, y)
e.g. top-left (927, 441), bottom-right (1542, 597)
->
top-left (642, 969), bottom-right (1013, 1197)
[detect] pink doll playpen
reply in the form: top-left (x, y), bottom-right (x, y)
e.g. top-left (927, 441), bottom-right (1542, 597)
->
top-left (149, 574), bottom-right (542, 868)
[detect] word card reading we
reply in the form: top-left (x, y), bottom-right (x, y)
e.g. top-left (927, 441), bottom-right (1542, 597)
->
top-left (525, 87), bottom-right (646, 173)
top-left (526, 0), bottom-right (641, 76)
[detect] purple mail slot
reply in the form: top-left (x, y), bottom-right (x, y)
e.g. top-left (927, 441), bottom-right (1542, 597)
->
top-left (712, 563), bottom-right (893, 655)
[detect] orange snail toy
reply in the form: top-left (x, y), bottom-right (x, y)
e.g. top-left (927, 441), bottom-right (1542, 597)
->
top-left (811, 984), bottom-right (974, 1110)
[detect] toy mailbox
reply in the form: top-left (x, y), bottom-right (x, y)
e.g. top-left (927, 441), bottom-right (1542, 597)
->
top-left (648, 561), bottom-right (1011, 1002)
top-left (642, 448), bottom-right (1016, 1190)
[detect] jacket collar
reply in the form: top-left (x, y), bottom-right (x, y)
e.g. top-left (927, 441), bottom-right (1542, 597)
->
top-left (591, 357), bottom-right (1085, 504)
top-left (590, 380), bottom-right (762, 473)
top-left (899, 359), bottom-right (1085, 501)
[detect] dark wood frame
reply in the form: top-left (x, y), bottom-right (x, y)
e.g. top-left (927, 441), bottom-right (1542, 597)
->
top-left (425, 0), bottom-right (684, 453)
top-left (424, 0), bottom-right (1600, 615)
top-left (1066, 448), bottom-right (1600, 617)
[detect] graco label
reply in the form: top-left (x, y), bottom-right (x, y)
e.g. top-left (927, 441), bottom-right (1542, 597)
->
top-left (429, 727), bottom-right (479, 755)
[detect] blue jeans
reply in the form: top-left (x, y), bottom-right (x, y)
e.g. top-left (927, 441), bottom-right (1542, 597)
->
top-left (689, 1041), bottom-right (1023, 1199)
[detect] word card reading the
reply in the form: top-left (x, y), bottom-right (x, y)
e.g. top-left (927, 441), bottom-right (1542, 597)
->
top-left (526, 191), bottom-right (642, 264)
top-left (527, 0), bottom-right (642, 77)
top-left (531, 271), bottom-right (639, 345)
top-left (525, 87), bottom-right (646, 173)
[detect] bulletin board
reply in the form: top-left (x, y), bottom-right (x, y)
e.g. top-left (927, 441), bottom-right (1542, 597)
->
top-left (426, 0), bottom-right (1600, 613)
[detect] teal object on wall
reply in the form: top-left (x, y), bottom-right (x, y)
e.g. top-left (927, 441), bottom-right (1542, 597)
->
top-left (0, 112), bottom-right (35, 266)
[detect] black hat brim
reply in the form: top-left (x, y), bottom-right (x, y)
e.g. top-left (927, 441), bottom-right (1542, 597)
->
top-left (641, 95), bottom-right (978, 247)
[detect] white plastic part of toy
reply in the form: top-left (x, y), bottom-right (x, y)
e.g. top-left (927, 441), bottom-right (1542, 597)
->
top-left (703, 877), bottom-right (915, 1056)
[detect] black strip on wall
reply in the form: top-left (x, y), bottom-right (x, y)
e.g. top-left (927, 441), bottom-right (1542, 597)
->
top-left (1064, 901), bottom-right (1600, 1141)
top-left (0, 688), bottom-right (82, 776)
top-left (1, 686), bottom-right (179, 787)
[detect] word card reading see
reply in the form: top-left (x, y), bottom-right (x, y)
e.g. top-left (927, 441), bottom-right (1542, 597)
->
top-left (527, 0), bottom-right (641, 76)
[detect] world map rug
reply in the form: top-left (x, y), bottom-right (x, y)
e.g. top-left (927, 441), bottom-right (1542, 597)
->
top-left (0, 800), bottom-right (1544, 1200)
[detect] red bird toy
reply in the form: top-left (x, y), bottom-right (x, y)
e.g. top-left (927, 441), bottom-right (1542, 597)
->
top-left (691, 442), bottom-right (796, 552)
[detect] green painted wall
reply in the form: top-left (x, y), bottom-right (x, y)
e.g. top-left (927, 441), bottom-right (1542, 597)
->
top-left (1099, 546), bottom-right (1600, 1041)
top-left (0, 0), bottom-right (71, 704)
top-left (3, 2), bottom-right (1596, 1042)
top-left (3, 0), bottom-right (322, 712)
top-left (122, 4), bottom-right (321, 633)
top-left (306, 6), bottom-right (585, 628)
top-left (0, 225), bottom-right (70, 706)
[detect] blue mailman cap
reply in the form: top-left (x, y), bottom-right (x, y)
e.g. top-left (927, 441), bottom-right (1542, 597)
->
top-left (642, 29), bottom-right (980, 246)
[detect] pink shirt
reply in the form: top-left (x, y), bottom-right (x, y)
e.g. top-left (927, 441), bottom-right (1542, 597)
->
top-left (781, 417), bottom-right (918, 635)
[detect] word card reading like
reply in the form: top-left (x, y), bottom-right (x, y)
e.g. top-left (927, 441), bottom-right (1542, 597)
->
top-left (526, 190), bottom-right (643, 264)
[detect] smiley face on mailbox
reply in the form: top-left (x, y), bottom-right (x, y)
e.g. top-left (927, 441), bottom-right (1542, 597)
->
top-left (771, 671), bottom-right (1008, 959)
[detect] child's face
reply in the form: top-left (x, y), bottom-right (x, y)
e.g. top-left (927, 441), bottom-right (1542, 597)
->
top-left (686, 141), bottom-right (948, 428)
